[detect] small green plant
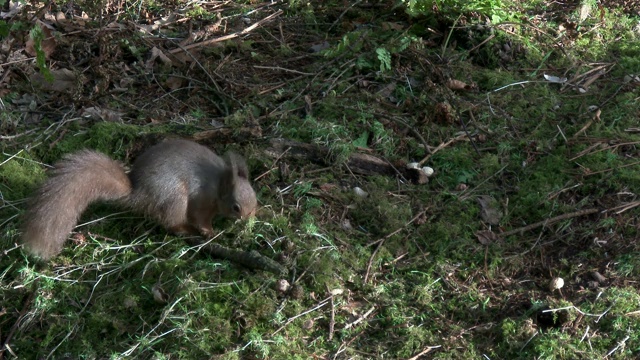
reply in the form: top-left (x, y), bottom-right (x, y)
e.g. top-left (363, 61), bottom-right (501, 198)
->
top-left (376, 48), bottom-right (392, 72)
top-left (403, 0), bottom-right (514, 23)
top-left (293, 181), bottom-right (312, 198)
top-left (120, 38), bottom-right (144, 60)
top-left (29, 25), bottom-right (52, 81)
top-left (0, 20), bottom-right (8, 38)
top-left (324, 31), bottom-right (366, 59)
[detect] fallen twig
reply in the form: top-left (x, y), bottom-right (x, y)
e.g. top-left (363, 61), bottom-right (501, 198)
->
top-left (499, 208), bottom-right (599, 238)
top-left (184, 238), bottom-right (287, 275)
top-left (607, 201), bottom-right (640, 214)
top-left (327, 285), bottom-right (336, 341)
top-left (271, 298), bottom-right (329, 336)
top-left (570, 140), bottom-right (640, 161)
top-left (572, 109), bottom-right (601, 138)
top-left (169, 9), bottom-right (283, 54)
top-left (606, 335), bottom-right (630, 357)
top-left (406, 345), bottom-right (442, 360)
top-left (344, 306), bottom-right (376, 330)
top-left (365, 209), bottom-right (428, 283)
top-left (0, 285), bottom-right (38, 360)
top-left (419, 133), bottom-right (467, 165)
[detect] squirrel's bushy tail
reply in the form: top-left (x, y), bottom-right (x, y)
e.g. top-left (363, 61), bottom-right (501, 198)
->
top-left (22, 150), bottom-right (132, 259)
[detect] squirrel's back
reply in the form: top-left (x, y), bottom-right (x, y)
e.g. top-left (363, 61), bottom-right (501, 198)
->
top-left (21, 139), bottom-right (257, 259)
top-left (128, 139), bottom-right (226, 228)
top-left (22, 150), bottom-right (131, 259)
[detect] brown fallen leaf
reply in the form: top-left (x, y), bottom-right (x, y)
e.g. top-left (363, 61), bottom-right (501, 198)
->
top-left (146, 46), bottom-right (173, 68)
top-left (477, 195), bottom-right (503, 225)
top-left (476, 230), bottom-right (500, 245)
top-left (165, 76), bottom-right (185, 91)
top-left (25, 20), bottom-right (57, 58)
top-left (30, 68), bottom-right (78, 92)
top-left (446, 79), bottom-right (474, 91)
top-left (377, 82), bottom-right (397, 99)
top-left (319, 183), bottom-right (338, 192)
top-left (433, 101), bottom-right (456, 124)
top-left (381, 22), bottom-right (405, 31)
top-left (308, 41), bottom-right (330, 53)
top-left (81, 106), bottom-right (124, 122)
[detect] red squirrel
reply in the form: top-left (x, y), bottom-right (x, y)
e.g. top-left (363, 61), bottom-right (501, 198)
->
top-left (22, 139), bottom-right (257, 259)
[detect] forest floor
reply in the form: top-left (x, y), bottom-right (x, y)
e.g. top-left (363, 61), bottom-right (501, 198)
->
top-left (1, 0), bottom-right (640, 359)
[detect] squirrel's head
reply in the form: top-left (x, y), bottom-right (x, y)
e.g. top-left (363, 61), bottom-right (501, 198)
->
top-left (219, 152), bottom-right (257, 219)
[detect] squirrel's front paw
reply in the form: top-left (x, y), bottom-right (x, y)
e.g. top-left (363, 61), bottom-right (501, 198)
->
top-left (169, 224), bottom-right (198, 236)
top-left (198, 226), bottom-right (215, 238)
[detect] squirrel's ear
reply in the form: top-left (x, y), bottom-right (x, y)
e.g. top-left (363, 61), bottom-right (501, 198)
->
top-left (225, 152), bottom-right (250, 179)
top-left (218, 162), bottom-right (235, 195)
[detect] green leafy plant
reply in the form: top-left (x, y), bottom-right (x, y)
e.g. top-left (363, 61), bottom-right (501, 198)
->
top-left (403, 0), bottom-right (514, 23)
top-left (29, 25), bottom-right (53, 81)
top-left (0, 20), bottom-right (8, 38)
top-left (376, 48), bottom-right (392, 72)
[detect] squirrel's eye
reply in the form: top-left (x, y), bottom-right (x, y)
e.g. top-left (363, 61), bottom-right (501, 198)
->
top-left (232, 203), bottom-right (241, 213)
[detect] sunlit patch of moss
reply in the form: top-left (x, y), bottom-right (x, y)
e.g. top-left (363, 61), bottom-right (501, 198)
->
top-left (0, 153), bottom-right (44, 199)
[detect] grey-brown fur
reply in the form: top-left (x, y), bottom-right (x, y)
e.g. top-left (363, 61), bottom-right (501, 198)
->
top-left (22, 139), bottom-right (257, 260)
top-left (22, 150), bottom-right (131, 259)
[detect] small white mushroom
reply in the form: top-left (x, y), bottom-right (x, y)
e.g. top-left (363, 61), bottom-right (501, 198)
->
top-left (329, 288), bottom-right (344, 296)
top-left (275, 279), bottom-right (291, 293)
top-left (354, 187), bottom-right (368, 198)
top-left (421, 166), bottom-right (434, 177)
top-left (549, 277), bottom-right (564, 291)
top-left (152, 283), bottom-right (169, 304)
top-left (406, 162), bottom-right (420, 170)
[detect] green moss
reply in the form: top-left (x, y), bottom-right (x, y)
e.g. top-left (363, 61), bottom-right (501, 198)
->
top-left (3, 1), bottom-right (640, 358)
top-left (0, 154), bottom-right (44, 199)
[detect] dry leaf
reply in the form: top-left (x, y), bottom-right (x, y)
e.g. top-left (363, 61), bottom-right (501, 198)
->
top-left (146, 46), bottom-right (173, 68)
top-left (30, 68), bottom-right (77, 92)
top-left (309, 41), bottom-right (330, 53)
top-left (543, 74), bottom-right (567, 84)
top-left (475, 230), bottom-right (499, 245)
top-left (477, 195), bottom-right (503, 225)
top-left (165, 76), bottom-right (184, 90)
top-left (25, 21), bottom-right (57, 58)
top-left (446, 79), bottom-right (473, 91)
top-left (81, 106), bottom-right (124, 122)
top-left (433, 101), bottom-right (455, 124)
top-left (0, 1), bottom-right (23, 18)
top-left (381, 22), bottom-right (405, 31)
top-left (152, 282), bottom-right (169, 304)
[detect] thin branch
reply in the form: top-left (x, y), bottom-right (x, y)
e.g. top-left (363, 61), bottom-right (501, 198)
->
top-left (0, 285), bottom-right (38, 360)
top-left (406, 345), bottom-right (442, 360)
top-left (169, 10), bottom-right (283, 54)
top-left (499, 208), bottom-right (599, 238)
top-left (271, 298), bottom-right (329, 336)
top-left (365, 209), bottom-right (428, 283)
